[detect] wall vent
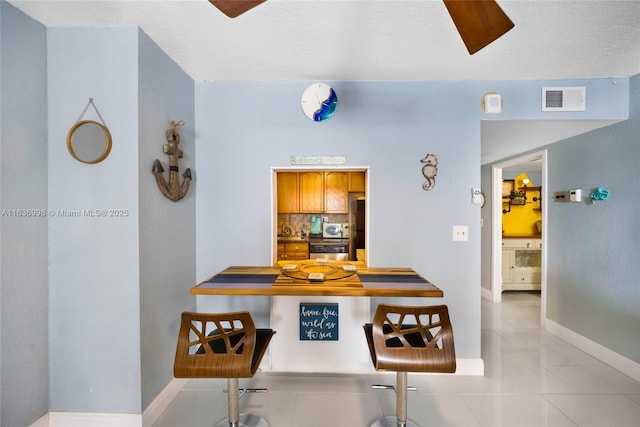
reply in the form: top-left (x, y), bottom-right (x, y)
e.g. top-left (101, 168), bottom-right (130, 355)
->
top-left (542, 86), bottom-right (586, 111)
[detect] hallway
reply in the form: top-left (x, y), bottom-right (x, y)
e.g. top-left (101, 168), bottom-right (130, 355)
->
top-left (153, 292), bottom-right (640, 426)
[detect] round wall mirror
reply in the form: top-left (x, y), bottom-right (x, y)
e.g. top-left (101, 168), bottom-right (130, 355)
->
top-left (66, 120), bottom-right (112, 164)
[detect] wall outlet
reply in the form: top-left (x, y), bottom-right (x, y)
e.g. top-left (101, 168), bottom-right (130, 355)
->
top-left (453, 225), bottom-right (468, 242)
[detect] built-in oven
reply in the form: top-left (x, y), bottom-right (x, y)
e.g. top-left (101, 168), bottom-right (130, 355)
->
top-left (309, 240), bottom-right (350, 261)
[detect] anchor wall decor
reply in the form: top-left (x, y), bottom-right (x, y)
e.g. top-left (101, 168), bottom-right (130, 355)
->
top-left (152, 120), bottom-right (192, 202)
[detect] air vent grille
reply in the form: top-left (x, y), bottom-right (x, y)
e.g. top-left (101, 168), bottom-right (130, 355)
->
top-left (542, 87), bottom-right (586, 111)
top-left (545, 90), bottom-right (564, 108)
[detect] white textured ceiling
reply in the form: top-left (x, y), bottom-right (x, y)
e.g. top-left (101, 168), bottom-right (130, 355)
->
top-left (9, 0), bottom-right (640, 164)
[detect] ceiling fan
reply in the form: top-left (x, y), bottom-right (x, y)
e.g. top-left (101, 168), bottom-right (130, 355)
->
top-left (208, 0), bottom-right (514, 55)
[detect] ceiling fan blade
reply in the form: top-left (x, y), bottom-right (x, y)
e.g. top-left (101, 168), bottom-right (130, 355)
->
top-left (209, 0), bottom-right (267, 18)
top-left (442, 0), bottom-right (514, 55)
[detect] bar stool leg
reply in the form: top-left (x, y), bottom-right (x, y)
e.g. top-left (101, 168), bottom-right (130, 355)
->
top-left (229, 377), bottom-right (240, 426)
top-left (397, 371), bottom-right (407, 427)
top-left (370, 371), bottom-right (418, 427)
top-left (215, 377), bottom-right (270, 427)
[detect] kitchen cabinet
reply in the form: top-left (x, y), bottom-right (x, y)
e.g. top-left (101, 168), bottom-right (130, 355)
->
top-left (348, 171), bottom-right (366, 192)
top-left (278, 171), bottom-right (352, 214)
top-left (502, 238), bottom-right (541, 291)
top-left (300, 172), bottom-right (324, 213)
top-left (324, 171), bottom-right (349, 213)
top-left (277, 172), bottom-right (299, 213)
top-left (278, 242), bottom-right (309, 260)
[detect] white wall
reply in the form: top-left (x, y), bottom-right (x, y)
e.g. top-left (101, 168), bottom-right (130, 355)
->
top-left (47, 27), bottom-right (142, 413)
top-left (0, 3), bottom-right (49, 426)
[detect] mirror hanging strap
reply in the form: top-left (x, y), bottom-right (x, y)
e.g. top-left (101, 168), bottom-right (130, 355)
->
top-left (76, 98), bottom-right (107, 127)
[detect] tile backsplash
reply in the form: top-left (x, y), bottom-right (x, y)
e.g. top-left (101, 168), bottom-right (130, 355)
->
top-left (278, 213), bottom-right (348, 237)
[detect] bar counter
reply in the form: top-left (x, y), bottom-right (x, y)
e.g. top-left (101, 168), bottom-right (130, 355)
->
top-left (192, 263), bottom-right (443, 297)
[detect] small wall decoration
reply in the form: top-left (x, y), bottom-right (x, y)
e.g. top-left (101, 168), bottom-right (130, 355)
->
top-left (420, 153), bottom-right (438, 191)
top-left (590, 187), bottom-right (610, 202)
top-left (301, 83), bottom-right (338, 122)
top-left (67, 98), bottom-right (112, 164)
top-left (299, 303), bottom-right (338, 341)
top-left (152, 120), bottom-right (192, 202)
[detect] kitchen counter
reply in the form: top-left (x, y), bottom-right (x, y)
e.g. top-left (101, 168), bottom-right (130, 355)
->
top-left (192, 263), bottom-right (443, 297)
top-left (193, 262), bottom-right (443, 374)
top-left (308, 238), bottom-right (350, 244)
top-left (277, 237), bottom-right (308, 243)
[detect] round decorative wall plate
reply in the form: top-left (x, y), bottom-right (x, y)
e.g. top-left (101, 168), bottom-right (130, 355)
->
top-left (301, 83), bottom-right (338, 122)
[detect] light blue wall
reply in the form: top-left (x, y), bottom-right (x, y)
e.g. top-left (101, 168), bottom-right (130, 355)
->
top-left (545, 74), bottom-right (640, 363)
top-left (482, 75), bottom-right (639, 365)
top-left (138, 30), bottom-right (196, 411)
top-left (0, 6), bottom-right (638, 422)
top-left (47, 27), bottom-right (142, 413)
top-left (195, 79), bottom-right (630, 362)
top-left (0, 3), bottom-right (49, 426)
top-left (480, 79), bottom-right (630, 294)
top-left (194, 81), bottom-right (488, 358)
top-left (479, 79), bottom-right (628, 120)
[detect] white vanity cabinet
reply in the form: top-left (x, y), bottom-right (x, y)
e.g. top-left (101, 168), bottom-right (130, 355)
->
top-left (502, 238), bottom-right (541, 291)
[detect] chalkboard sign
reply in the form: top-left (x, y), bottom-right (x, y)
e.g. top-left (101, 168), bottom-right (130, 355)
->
top-left (299, 303), bottom-right (339, 341)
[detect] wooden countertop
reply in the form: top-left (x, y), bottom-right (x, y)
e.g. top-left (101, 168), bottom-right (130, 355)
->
top-left (192, 264), bottom-right (443, 297)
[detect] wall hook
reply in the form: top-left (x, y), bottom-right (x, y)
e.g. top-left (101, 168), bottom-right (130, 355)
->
top-left (152, 120), bottom-right (192, 202)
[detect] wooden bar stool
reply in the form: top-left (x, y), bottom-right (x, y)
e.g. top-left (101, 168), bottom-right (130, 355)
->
top-left (363, 304), bottom-right (456, 427)
top-left (174, 311), bottom-right (276, 427)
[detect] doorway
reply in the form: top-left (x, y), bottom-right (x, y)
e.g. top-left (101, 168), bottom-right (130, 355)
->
top-left (491, 150), bottom-right (547, 322)
top-left (272, 167), bottom-right (369, 265)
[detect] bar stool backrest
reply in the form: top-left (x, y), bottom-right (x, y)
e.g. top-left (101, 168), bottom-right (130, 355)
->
top-left (370, 304), bottom-right (456, 373)
top-left (174, 311), bottom-right (262, 378)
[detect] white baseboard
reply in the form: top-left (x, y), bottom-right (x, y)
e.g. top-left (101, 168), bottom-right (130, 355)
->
top-left (142, 378), bottom-right (187, 426)
top-left (31, 357), bottom-right (483, 427)
top-left (481, 287), bottom-right (493, 300)
top-left (29, 413), bottom-right (49, 427)
top-left (29, 378), bottom-right (187, 427)
top-left (32, 412), bottom-right (142, 427)
top-left (545, 318), bottom-right (640, 382)
top-left (455, 358), bottom-right (485, 376)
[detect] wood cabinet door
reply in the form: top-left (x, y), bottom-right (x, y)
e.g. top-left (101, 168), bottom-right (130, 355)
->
top-left (324, 171), bottom-right (349, 213)
top-left (277, 172), bottom-right (299, 213)
top-left (348, 171), bottom-right (366, 192)
top-left (300, 172), bottom-right (324, 213)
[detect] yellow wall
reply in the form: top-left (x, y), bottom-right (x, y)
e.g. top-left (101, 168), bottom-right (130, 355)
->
top-left (502, 173), bottom-right (542, 236)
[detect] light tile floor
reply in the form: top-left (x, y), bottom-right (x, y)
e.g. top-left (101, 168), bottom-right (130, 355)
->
top-left (153, 292), bottom-right (640, 426)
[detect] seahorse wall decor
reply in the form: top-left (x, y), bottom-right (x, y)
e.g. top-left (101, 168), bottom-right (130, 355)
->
top-left (152, 120), bottom-right (192, 202)
top-left (420, 153), bottom-right (438, 191)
